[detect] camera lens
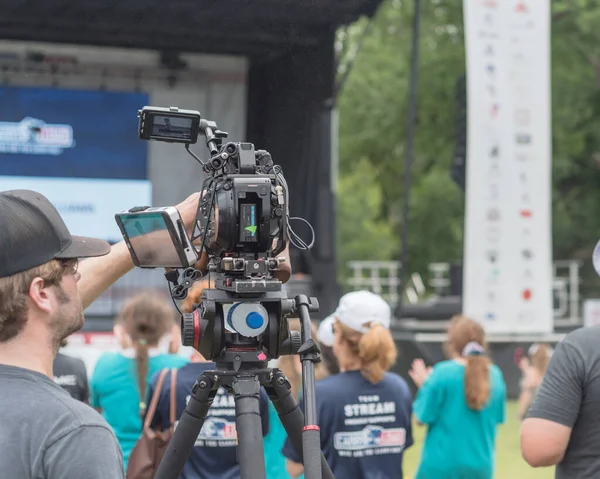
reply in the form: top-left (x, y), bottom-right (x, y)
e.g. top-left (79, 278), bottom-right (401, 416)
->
top-left (234, 260), bottom-right (244, 270)
top-left (181, 312), bottom-right (197, 347)
top-left (212, 159), bottom-right (222, 169)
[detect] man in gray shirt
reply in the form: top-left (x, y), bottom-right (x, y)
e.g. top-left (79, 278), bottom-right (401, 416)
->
top-left (0, 189), bottom-right (200, 479)
top-left (521, 326), bottom-right (600, 478)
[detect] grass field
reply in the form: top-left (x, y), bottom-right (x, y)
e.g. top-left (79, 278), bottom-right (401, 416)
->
top-left (402, 401), bottom-right (555, 479)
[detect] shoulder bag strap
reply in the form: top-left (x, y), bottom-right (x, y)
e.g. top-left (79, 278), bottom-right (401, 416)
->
top-left (142, 368), bottom-right (170, 432)
top-left (169, 368), bottom-right (178, 432)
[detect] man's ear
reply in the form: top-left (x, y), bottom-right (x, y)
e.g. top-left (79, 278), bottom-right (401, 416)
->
top-left (28, 277), bottom-right (53, 314)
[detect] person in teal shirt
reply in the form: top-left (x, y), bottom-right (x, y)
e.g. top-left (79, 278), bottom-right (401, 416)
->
top-left (409, 315), bottom-right (507, 479)
top-left (90, 292), bottom-right (188, 471)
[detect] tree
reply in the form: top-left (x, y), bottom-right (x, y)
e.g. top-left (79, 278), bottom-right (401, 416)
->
top-left (335, 157), bottom-right (398, 286)
top-left (336, 0), bottom-right (466, 283)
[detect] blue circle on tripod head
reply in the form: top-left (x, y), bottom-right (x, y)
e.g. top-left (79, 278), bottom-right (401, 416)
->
top-left (246, 312), bottom-right (264, 329)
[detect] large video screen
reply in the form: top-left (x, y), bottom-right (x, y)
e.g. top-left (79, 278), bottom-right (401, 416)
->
top-left (0, 86), bottom-right (148, 179)
top-left (0, 86), bottom-right (152, 242)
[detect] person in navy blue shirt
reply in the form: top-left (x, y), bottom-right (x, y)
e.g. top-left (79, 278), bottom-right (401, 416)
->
top-left (147, 347), bottom-right (270, 479)
top-left (282, 290), bottom-right (413, 479)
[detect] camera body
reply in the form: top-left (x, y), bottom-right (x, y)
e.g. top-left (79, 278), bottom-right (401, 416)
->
top-left (116, 106), bottom-right (303, 363)
top-left (194, 141), bottom-right (286, 259)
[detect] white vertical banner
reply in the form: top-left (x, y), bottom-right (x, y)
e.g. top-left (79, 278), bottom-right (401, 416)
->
top-left (462, 0), bottom-right (553, 334)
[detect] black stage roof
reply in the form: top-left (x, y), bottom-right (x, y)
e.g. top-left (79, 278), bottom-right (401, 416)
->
top-left (0, 0), bottom-right (382, 59)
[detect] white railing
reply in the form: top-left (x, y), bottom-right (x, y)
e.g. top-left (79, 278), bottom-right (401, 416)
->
top-left (347, 261), bottom-right (401, 307)
top-left (345, 259), bottom-right (584, 324)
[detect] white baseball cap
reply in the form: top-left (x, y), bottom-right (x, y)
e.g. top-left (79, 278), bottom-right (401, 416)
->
top-left (317, 315), bottom-right (335, 347)
top-left (333, 290), bottom-right (391, 334)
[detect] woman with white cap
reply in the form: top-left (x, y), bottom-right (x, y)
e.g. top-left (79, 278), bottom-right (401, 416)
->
top-left (409, 315), bottom-right (507, 479)
top-left (282, 290), bottom-right (413, 479)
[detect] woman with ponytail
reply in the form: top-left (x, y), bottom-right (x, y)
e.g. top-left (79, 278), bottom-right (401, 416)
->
top-left (282, 290), bottom-right (413, 479)
top-left (409, 315), bottom-right (507, 479)
top-left (90, 292), bottom-right (188, 470)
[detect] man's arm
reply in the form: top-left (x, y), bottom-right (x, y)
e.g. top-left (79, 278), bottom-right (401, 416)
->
top-left (78, 241), bottom-right (133, 310)
top-left (43, 425), bottom-right (124, 479)
top-left (520, 340), bottom-right (584, 467)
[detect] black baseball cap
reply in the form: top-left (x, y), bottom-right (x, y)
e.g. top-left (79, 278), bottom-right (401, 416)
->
top-left (0, 189), bottom-right (111, 278)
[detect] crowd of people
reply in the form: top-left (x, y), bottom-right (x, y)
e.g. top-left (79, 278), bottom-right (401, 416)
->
top-left (0, 187), bottom-right (591, 479)
top-left (46, 286), bottom-right (555, 479)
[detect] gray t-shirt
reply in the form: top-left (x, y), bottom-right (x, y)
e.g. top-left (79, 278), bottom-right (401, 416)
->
top-left (0, 364), bottom-right (124, 479)
top-left (526, 326), bottom-right (600, 479)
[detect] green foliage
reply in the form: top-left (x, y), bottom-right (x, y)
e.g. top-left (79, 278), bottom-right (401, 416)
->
top-left (335, 157), bottom-right (398, 284)
top-left (335, 0), bottom-right (600, 292)
top-left (336, 0), bottom-right (467, 282)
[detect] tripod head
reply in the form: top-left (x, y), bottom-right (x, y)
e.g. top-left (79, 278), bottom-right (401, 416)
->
top-left (181, 288), bottom-right (310, 365)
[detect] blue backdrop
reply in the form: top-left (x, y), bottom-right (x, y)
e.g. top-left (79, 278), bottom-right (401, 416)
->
top-left (0, 87), bottom-right (149, 179)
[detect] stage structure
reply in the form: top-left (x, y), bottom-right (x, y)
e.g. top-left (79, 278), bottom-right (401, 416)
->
top-left (0, 0), bottom-right (384, 318)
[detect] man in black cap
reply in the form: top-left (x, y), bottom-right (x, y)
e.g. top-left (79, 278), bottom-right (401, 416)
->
top-left (0, 189), bottom-right (199, 479)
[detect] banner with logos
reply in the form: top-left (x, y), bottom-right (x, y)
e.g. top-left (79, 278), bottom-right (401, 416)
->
top-left (0, 86), bottom-right (151, 242)
top-left (462, 0), bottom-right (553, 334)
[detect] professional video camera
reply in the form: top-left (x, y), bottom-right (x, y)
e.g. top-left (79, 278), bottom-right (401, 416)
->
top-left (115, 106), bottom-right (334, 479)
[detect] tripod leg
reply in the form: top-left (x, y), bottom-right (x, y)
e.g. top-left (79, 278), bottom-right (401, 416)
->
top-left (264, 370), bottom-right (335, 479)
top-left (154, 373), bottom-right (217, 479)
top-left (232, 375), bottom-right (267, 479)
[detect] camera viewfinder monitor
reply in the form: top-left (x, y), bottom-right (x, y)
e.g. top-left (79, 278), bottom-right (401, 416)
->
top-left (115, 207), bottom-right (197, 268)
top-left (138, 106), bottom-right (201, 144)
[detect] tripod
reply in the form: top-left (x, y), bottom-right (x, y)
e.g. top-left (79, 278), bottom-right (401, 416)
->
top-left (154, 296), bottom-right (335, 479)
